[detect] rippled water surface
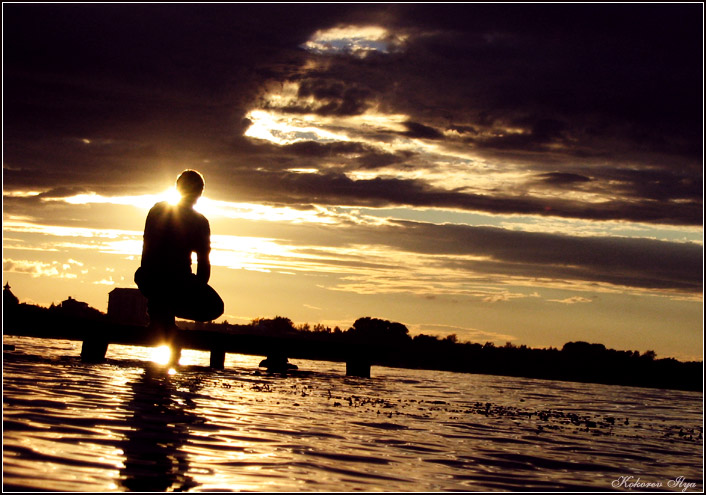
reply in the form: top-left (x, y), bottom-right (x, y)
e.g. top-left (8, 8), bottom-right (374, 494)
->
top-left (3, 336), bottom-right (703, 492)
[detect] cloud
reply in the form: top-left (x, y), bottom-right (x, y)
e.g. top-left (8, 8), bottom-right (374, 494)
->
top-left (536, 173), bottom-right (592, 186)
top-left (378, 221), bottom-right (703, 293)
top-left (409, 322), bottom-right (517, 343)
top-left (400, 121), bottom-right (444, 140)
top-left (281, 219), bottom-right (702, 295)
top-left (548, 296), bottom-right (593, 304)
top-left (37, 187), bottom-right (91, 199)
top-left (290, 79), bottom-right (375, 116)
top-left (225, 170), bottom-right (701, 226)
top-left (482, 292), bottom-right (537, 304)
top-left (4, 259), bottom-right (67, 278)
top-left (3, 4), bottom-right (702, 302)
top-left (302, 25), bottom-right (409, 57)
top-left (3, 4), bottom-right (701, 233)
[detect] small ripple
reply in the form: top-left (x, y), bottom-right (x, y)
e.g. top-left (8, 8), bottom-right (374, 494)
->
top-left (303, 450), bottom-right (393, 465)
top-left (424, 457), bottom-right (474, 469)
top-left (489, 452), bottom-right (622, 473)
top-left (290, 460), bottom-right (407, 483)
top-left (396, 443), bottom-right (446, 454)
top-left (213, 433), bottom-right (277, 444)
top-left (351, 421), bottom-right (409, 430)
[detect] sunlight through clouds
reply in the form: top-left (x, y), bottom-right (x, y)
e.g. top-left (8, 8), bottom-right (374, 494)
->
top-left (245, 109), bottom-right (351, 145)
top-left (245, 106), bottom-right (409, 146)
top-left (195, 198), bottom-right (338, 225)
top-left (60, 191), bottom-right (172, 210)
top-left (302, 25), bottom-right (409, 57)
top-left (3, 220), bottom-right (140, 240)
top-left (244, 86), bottom-right (573, 198)
top-left (13, 190), bottom-right (342, 225)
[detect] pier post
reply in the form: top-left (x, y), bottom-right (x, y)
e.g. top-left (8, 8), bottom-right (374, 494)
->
top-left (80, 339), bottom-right (108, 363)
top-left (210, 348), bottom-right (225, 369)
top-left (345, 343), bottom-right (372, 378)
top-left (346, 359), bottom-right (371, 378)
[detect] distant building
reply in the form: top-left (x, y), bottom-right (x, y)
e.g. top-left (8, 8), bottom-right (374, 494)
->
top-left (57, 296), bottom-right (104, 319)
top-left (108, 288), bottom-right (148, 326)
top-left (4, 282), bottom-right (19, 307)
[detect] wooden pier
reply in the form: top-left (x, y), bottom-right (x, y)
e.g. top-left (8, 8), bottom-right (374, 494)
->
top-left (3, 310), bottom-right (374, 377)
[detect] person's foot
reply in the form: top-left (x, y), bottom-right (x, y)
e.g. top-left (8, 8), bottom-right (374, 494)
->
top-left (167, 345), bottom-right (182, 366)
top-left (146, 320), bottom-right (179, 345)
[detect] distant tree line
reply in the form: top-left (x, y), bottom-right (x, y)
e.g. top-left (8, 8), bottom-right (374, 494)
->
top-left (177, 315), bottom-right (701, 391)
top-left (5, 299), bottom-right (701, 391)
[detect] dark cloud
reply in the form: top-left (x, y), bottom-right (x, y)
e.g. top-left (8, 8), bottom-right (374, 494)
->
top-left (227, 170), bottom-right (701, 226)
top-left (536, 173), bottom-right (592, 186)
top-left (597, 168), bottom-right (703, 203)
top-left (388, 4), bottom-right (702, 152)
top-left (355, 150), bottom-right (415, 170)
top-left (401, 122), bottom-right (444, 140)
top-left (266, 217), bottom-right (702, 294)
top-left (36, 187), bottom-right (89, 199)
top-left (282, 141), bottom-right (369, 158)
top-left (386, 221), bottom-right (703, 293)
top-left (3, 3), bottom-right (702, 227)
top-left (282, 79), bottom-right (375, 116)
top-left (311, 220), bottom-right (703, 293)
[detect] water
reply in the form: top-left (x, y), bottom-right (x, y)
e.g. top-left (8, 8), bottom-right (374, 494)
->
top-left (3, 335), bottom-right (703, 492)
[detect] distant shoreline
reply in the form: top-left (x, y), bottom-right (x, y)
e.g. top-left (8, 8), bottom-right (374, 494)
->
top-left (4, 304), bottom-right (702, 392)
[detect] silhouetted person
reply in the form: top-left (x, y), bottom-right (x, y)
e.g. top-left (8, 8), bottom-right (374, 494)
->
top-left (135, 170), bottom-right (224, 357)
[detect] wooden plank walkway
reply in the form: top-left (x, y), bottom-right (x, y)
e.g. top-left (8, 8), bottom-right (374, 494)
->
top-left (3, 312), bottom-right (373, 377)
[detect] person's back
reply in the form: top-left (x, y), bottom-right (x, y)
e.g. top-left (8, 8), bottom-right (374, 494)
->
top-left (141, 200), bottom-right (210, 279)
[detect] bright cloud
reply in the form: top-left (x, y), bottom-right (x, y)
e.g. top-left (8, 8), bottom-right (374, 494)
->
top-left (3, 259), bottom-right (75, 279)
top-left (547, 296), bottom-right (594, 304)
top-left (245, 109), bottom-right (352, 145)
top-left (302, 25), bottom-right (409, 57)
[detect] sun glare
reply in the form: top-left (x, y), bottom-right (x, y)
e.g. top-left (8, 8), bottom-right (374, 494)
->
top-left (164, 187), bottom-right (181, 205)
top-left (151, 345), bottom-right (173, 365)
top-left (53, 189), bottom-right (180, 211)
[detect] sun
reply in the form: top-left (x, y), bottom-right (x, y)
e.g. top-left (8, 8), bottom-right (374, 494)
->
top-left (151, 345), bottom-right (172, 364)
top-left (164, 187), bottom-right (181, 206)
top-left (150, 344), bottom-right (183, 367)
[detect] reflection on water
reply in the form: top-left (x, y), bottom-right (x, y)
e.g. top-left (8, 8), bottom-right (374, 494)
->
top-left (120, 365), bottom-right (198, 492)
top-left (2, 336), bottom-right (703, 492)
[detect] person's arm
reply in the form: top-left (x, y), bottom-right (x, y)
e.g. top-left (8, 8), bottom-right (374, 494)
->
top-left (140, 204), bottom-right (160, 266)
top-left (196, 217), bottom-right (211, 283)
top-left (196, 250), bottom-right (211, 283)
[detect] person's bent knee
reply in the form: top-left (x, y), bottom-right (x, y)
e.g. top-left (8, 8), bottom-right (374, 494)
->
top-left (195, 295), bottom-right (224, 322)
top-left (210, 297), bottom-right (225, 321)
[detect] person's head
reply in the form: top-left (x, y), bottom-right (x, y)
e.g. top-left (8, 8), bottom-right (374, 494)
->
top-left (176, 169), bottom-right (205, 205)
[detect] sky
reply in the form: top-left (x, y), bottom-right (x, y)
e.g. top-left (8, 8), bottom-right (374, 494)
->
top-left (3, 3), bottom-right (703, 361)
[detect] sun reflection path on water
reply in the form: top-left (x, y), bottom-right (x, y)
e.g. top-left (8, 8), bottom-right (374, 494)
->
top-left (2, 336), bottom-right (703, 492)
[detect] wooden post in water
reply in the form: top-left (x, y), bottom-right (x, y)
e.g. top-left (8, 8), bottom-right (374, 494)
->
top-left (345, 342), bottom-right (372, 377)
top-left (210, 348), bottom-right (226, 369)
top-left (80, 339), bottom-right (108, 363)
top-left (346, 359), bottom-right (371, 378)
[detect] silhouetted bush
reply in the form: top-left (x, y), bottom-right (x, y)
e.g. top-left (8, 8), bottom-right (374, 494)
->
top-left (346, 317), bottom-right (411, 345)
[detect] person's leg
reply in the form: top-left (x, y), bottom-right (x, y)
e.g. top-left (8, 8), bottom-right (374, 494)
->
top-left (135, 268), bottom-right (178, 343)
top-left (173, 275), bottom-right (224, 322)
